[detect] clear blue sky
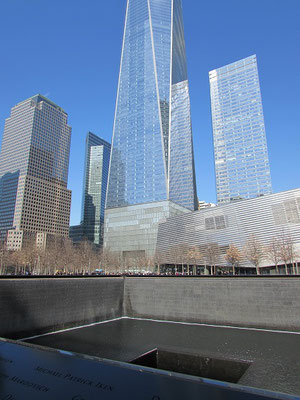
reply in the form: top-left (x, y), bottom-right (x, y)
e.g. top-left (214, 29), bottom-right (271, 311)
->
top-left (0, 0), bottom-right (299, 225)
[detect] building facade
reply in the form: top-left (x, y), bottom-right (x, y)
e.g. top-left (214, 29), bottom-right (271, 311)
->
top-left (209, 55), bottom-right (272, 204)
top-left (106, 0), bottom-right (197, 211)
top-left (104, 200), bottom-right (190, 259)
top-left (69, 224), bottom-right (85, 244)
top-left (157, 188), bottom-right (300, 271)
top-left (198, 200), bottom-right (216, 210)
top-left (104, 0), bottom-right (197, 258)
top-left (71, 132), bottom-right (111, 246)
top-left (0, 95), bottom-right (72, 249)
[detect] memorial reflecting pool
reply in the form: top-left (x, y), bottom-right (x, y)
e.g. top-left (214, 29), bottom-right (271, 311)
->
top-left (23, 317), bottom-right (300, 396)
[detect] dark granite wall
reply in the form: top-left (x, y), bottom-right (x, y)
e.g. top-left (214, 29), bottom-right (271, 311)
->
top-left (0, 277), bottom-right (124, 339)
top-left (124, 277), bottom-right (300, 331)
top-left (0, 277), bottom-right (299, 339)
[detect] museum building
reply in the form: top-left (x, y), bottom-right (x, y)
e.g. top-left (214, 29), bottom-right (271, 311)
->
top-left (156, 188), bottom-right (300, 272)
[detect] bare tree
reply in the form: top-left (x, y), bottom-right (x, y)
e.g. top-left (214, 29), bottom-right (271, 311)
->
top-left (145, 255), bottom-right (153, 274)
top-left (167, 245), bottom-right (182, 274)
top-left (243, 235), bottom-right (265, 275)
top-left (111, 251), bottom-right (123, 274)
top-left (121, 253), bottom-right (131, 274)
top-left (0, 241), bottom-right (8, 275)
top-left (178, 243), bottom-right (190, 274)
top-left (135, 253), bottom-right (152, 275)
top-left (278, 233), bottom-right (298, 275)
top-left (286, 236), bottom-right (298, 275)
top-left (225, 244), bottom-right (242, 275)
top-left (153, 250), bottom-right (164, 275)
top-left (76, 239), bottom-right (97, 274)
top-left (24, 241), bottom-right (39, 274)
top-left (9, 238), bottom-right (38, 275)
top-left (187, 246), bottom-right (203, 276)
top-left (60, 239), bottom-right (77, 274)
top-left (69, 245), bottom-right (84, 274)
top-left (10, 249), bottom-right (25, 275)
top-left (112, 252), bottom-right (123, 274)
top-left (49, 237), bottom-right (65, 274)
top-left (131, 252), bottom-right (144, 274)
top-left (34, 247), bottom-right (43, 275)
top-left (100, 248), bottom-right (114, 274)
top-left (204, 243), bottom-right (220, 275)
top-left (266, 237), bottom-right (282, 275)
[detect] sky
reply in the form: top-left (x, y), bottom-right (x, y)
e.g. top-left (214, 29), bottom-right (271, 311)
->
top-left (0, 0), bottom-right (299, 225)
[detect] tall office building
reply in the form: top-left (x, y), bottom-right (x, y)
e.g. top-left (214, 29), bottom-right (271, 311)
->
top-left (0, 95), bottom-right (72, 249)
top-left (80, 132), bottom-right (110, 246)
top-left (104, 0), bottom-right (197, 258)
top-left (209, 55), bottom-right (272, 204)
top-left (106, 0), bottom-right (197, 211)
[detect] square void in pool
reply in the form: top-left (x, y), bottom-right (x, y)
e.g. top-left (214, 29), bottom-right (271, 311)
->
top-left (130, 348), bottom-right (250, 383)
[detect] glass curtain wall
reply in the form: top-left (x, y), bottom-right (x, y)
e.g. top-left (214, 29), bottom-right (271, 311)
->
top-left (106, 0), bottom-right (197, 211)
top-left (209, 55), bottom-right (272, 204)
top-left (81, 132), bottom-right (111, 245)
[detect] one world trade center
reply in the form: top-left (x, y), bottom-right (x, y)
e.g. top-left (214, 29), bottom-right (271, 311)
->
top-left (105, 0), bottom-right (197, 257)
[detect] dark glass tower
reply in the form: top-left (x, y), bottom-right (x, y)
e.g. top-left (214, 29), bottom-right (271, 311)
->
top-left (81, 132), bottom-right (111, 246)
top-left (106, 0), bottom-right (197, 211)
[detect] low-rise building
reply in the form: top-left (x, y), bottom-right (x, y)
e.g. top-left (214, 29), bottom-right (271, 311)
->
top-left (157, 188), bottom-right (300, 273)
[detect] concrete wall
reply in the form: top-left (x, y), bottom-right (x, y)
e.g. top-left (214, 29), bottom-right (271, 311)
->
top-left (0, 277), bottom-right (299, 340)
top-left (0, 277), bottom-right (124, 339)
top-left (124, 277), bottom-right (300, 331)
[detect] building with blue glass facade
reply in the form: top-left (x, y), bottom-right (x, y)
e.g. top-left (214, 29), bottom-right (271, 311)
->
top-left (0, 95), bottom-right (72, 249)
top-left (104, 0), bottom-right (197, 259)
top-left (106, 0), bottom-right (197, 211)
top-left (71, 132), bottom-right (111, 246)
top-left (209, 55), bottom-right (272, 205)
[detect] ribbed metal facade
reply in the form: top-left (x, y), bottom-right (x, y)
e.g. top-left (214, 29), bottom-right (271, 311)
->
top-left (156, 189), bottom-right (300, 267)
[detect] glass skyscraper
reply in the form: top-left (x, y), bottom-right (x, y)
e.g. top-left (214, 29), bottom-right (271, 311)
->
top-left (106, 0), bottom-right (197, 211)
top-left (80, 132), bottom-right (111, 246)
top-left (0, 95), bottom-right (72, 248)
top-left (209, 55), bottom-right (272, 204)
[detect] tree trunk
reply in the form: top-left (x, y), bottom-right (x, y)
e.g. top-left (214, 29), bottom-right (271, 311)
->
top-left (284, 263), bottom-right (288, 275)
top-left (275, 263), bottom-right (279, 275)
top-left (293, 262), bottom-right (297, 275)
